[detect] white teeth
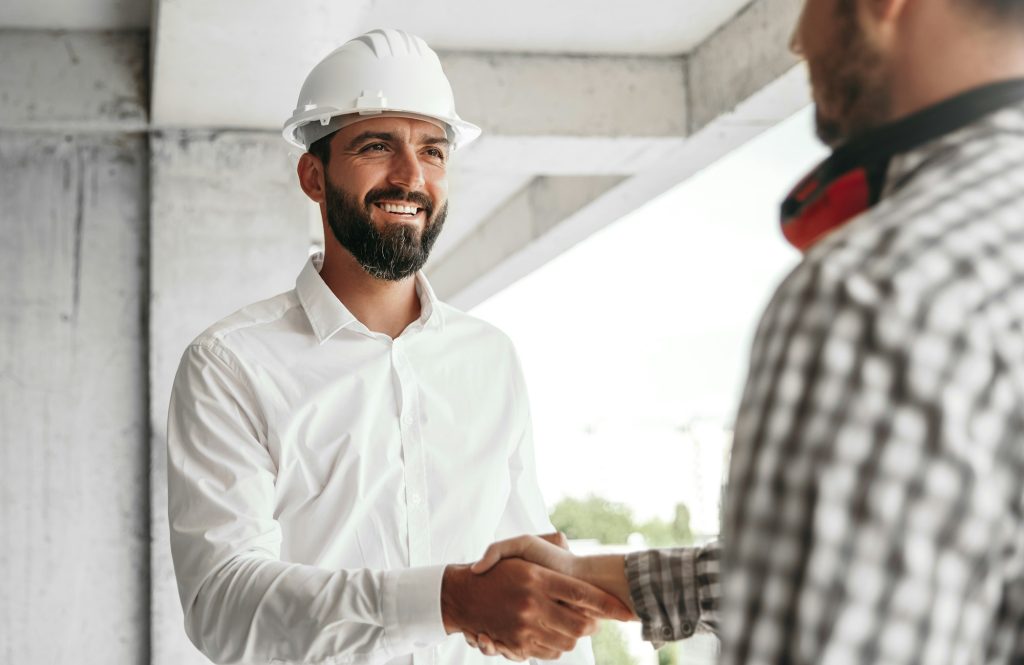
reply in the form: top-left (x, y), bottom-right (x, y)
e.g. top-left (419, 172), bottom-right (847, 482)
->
top-left (380, 203), bottom-right (419, 215)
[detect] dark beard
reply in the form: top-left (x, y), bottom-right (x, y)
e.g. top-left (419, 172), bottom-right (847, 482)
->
top-left (324, 182), bottom-right (447, 281)
top-left (812, 6), bottom-right (892, 147)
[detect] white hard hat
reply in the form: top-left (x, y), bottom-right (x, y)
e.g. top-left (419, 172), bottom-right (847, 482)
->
top-left (283, 28), bottom-right (481, 151)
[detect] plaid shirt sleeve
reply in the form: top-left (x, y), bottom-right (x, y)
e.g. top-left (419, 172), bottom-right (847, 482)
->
top-left (625, 542), bottom-right (721, 647)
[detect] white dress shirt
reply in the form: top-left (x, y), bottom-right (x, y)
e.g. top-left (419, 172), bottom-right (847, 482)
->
top-left (167, 254), bottom-right (593, 665)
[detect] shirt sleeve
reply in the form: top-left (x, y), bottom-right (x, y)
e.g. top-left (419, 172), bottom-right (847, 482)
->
top-left (492, 349), bottom-right (595, 665)
top-left (167, 342), bottom-right (447, 665)
top-left (625, 542), bottom-right (722, 647)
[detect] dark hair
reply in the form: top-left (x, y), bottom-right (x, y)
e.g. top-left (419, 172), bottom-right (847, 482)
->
top-left (308, 133), bottom-right (332, 167)
top-left (962, 0), bottom-right (1024, 23)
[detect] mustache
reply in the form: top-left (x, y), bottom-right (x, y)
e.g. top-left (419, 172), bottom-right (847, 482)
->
top-left (364, 187), bottom-right (434, 217)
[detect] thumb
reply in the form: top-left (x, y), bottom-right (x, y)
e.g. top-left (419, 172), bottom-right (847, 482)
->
top-left (539, 531), bottom-right (569, 550)
top-left (469, 537), bottom-right (531, 574)
top-left (469, 544), bottom-right (503, 574)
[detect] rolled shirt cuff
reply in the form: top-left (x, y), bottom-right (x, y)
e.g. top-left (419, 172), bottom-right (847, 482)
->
top-left (382, 564), bottom-right (448, 653)
top-left (625, 549), bottom-right (700, 648)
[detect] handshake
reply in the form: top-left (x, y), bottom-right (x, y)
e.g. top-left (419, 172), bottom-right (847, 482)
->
top-left (440, 533), bottom-right (637, 662)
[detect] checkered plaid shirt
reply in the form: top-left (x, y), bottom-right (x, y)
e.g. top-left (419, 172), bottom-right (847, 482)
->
top-left (626, 92), bottom-right (1024, 663)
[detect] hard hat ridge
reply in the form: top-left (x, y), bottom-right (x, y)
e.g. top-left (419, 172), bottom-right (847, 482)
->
top-left (351, 28), bottom-right (431, 59)
top-left (282, 28), bottom-right (481, 151)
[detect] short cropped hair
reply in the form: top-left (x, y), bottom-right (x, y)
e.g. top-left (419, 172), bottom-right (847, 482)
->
top-left (961, 0), bottom-right (1024, 24)
top-left (307, 133), bottom-right (332, 168)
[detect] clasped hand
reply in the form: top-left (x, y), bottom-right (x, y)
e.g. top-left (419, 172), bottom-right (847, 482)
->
top-left (441, 533), bottom-right (635, 662)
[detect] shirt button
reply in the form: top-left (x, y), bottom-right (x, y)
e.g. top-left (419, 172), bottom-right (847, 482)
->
top-left (661, 626), bottom-right (675, 638)
top-left (403, 414), bottom-right (414, 426)
top-left (410, 494), bottom-right (422, 506)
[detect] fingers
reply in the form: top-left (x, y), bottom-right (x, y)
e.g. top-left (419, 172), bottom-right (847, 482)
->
top-left (472, 630), bottom-right (575, 662)
top-left (534, 612), bottom-right (588, 649)
top-left (525, 644), bottom-right (561, 661)
top-left (493, 641), bottom-right (526, 661)
top-left (545, 570), bottom-right (635, 621)
top-left (541, 601), bottom-right (600, 640)
top-left (477, 634), bottom-right (526, 661)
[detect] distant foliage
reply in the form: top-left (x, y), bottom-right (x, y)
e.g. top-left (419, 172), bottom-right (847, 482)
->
top-left (549, 494), bottom-right (694, 547)
top-left (657, 642), bottom-right (681, 665)
top-left (550, 495), bottom-right (635, 544)
top-left (592, 621), bottom-right (638, 665)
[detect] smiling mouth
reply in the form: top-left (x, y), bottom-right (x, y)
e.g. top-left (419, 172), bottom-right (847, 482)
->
top-left (374, 201), bottom-right (424, 217)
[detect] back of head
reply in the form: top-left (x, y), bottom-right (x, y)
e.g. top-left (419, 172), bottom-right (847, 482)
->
top-left (958, 0), bottom-right (1024, 25)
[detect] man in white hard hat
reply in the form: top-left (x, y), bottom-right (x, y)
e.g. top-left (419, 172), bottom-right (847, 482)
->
top-left (165, 28), bottom-right (630, 665)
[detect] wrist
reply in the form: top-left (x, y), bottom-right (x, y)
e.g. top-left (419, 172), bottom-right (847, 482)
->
top-left (580, 555), bottom-right (636, 616)
top-left (440, 564), bottom-right (470, 635)
top-left (565, 551), bottom-right (587, 580)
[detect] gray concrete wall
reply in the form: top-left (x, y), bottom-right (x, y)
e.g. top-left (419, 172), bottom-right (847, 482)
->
top-left (0, 131), bottom-right (149, 663)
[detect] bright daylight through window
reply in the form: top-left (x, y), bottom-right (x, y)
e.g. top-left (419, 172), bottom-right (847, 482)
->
top-left (471, 107), bottom-right (827, 665)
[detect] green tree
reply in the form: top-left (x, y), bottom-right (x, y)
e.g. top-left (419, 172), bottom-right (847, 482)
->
top-left (638, 502), bottom-right (695, 546)
top-left (635, 517), bottom-right (674, 546)
top-left (671, 503), bottom-right (694, 544)
top-left (551, 494), bottom-right (694, 546)
top-left (657, 642), bottom-right (681, 665)
top-left (591, 621), bottom-right (638, 665)
top-left (550, 495), bottom-right (636, 544)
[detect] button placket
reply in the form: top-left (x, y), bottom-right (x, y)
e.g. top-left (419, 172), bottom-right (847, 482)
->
top-left (393, 346), bottom-right (431, 568)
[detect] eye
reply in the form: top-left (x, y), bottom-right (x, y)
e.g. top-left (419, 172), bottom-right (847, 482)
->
top-left (424, 147), bottom-right (447, 161)
top-left (360, 142), bottom-right (388, 153)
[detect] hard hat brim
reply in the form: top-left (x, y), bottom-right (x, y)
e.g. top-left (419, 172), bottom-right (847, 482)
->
top-left (282, 108), bottom-right (481, 152)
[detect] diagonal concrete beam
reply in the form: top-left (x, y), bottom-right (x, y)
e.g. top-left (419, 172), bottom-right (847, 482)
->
top-left (434, 0), bottom-right (807, 308)
top-left (0, 30), bottom-right (148, 132)
top-left (687, 0), bottom-right (804, 133)
top-left (428, 175), bottom-right (627, 298)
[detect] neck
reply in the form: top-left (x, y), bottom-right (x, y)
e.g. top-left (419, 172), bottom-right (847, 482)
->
top-left (318, 238), bottom-right (422, 339)
top-left (888, 7), bottom-right (1024, 120)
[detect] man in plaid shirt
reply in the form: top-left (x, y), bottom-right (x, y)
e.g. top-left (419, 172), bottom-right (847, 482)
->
top-left (467, 0), bottom-right (1024, 663)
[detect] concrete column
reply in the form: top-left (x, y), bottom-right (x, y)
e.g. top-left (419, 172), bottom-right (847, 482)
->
top-left (148, 130), bottom-right (312, 665)
top-left (0, 131), bottom-right (149, 663)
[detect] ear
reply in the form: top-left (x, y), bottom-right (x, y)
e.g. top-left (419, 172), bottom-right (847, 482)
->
top-left (297, 152), bottom-right (327, 204)
top-left (865, 0), bottom-right (912, 23)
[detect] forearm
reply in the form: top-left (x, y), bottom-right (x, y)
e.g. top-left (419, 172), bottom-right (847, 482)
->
top-left (185, 554), bottom-right (446, 664)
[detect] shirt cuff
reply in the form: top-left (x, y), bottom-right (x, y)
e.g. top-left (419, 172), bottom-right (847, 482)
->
top-left (381, 564), bottom-right (448, 653)
top-left (625, 548), bottom-right (700, 648)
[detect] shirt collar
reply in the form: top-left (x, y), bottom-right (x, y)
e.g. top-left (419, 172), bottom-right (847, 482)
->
top-left (296, 253), bottom-right (445, 344)
top-left (836, 78), bottom-right (1024, 198)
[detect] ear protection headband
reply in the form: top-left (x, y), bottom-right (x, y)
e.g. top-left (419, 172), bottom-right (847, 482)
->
top-left (780, 79), bottom-right (1024, 252)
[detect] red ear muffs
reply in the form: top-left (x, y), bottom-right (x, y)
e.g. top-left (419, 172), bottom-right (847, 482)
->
top-left (781, 168), bottom-right (871, 252)
top-left (777, 79), bottom-right (1024, 253)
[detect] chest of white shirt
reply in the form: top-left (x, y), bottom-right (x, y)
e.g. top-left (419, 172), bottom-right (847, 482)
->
top-left (241, 335), bottom-right (525, 527)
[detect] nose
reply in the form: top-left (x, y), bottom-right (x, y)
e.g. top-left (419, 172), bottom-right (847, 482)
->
top-left (789, 26), bottom-right (804, 57)
top-left (789, 3), bottom-right (806, 58)
top-left (388, 146), bottom-right (426, 191)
